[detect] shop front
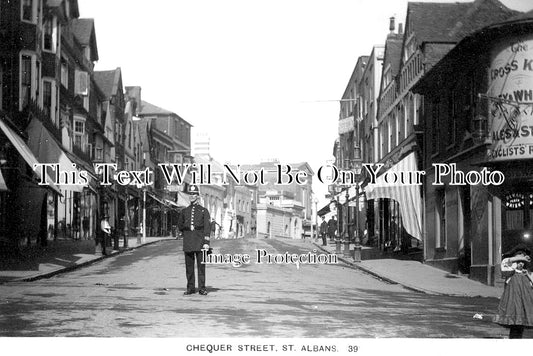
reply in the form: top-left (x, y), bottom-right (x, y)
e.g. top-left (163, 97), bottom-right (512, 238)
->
top-left (483, 30), bottom-right (533, 260)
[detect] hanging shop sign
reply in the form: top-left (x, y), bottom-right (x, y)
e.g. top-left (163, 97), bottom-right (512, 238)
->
top-left (487, 33), bottom-right (533, 162)
top-left (338, 116), bottom-right (355, 135)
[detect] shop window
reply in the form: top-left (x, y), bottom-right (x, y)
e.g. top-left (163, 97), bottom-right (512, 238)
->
top-left (505, 193), bottom-right (525, 230)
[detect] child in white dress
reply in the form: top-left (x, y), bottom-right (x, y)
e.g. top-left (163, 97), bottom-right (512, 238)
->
top-left (493, 244), bottom-right (533, 339)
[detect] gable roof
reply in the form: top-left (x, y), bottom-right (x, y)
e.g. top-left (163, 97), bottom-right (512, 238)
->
top-left (414, 9), bottom-right (533, 93)
top-left (139, 100), bottom-right (175, 116)
top-left (495, 8), bottom-right (533, 24)
top-left (139, 100), bottom-right (193, 127)
top-left (407, 0), bottom-right (519, 44)
top-left (93, 71), bottom-right (114, 98)
top-left (407, 2), bottom-right (471, 43)
top-left (137, 120), bottom-right (151, 153)
top-left (384, 33), bottom-right (403, 77)
top-left (71, 18), bottom-right (99, 61)
top-left (94, 68), bottom-right (122, 99)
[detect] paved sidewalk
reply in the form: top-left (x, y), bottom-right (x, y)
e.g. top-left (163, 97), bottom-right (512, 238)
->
top-left (313, 240), bottom-right (504, 299)
top-left (0, 236), bottom-right (174, 284)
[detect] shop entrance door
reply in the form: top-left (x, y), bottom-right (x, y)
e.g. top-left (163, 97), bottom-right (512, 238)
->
top-left (502, 191), bottom-right (533, 254)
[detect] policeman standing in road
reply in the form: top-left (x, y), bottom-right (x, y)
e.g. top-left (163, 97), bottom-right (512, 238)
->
top-left (177, 184), bottom-right (211, 296)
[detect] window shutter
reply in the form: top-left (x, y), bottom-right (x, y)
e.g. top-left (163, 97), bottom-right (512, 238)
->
top-left (75, 70), bottom-right (88, 95)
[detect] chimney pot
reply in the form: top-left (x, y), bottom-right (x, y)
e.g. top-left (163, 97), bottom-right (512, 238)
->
top-left (389, 16), bottom-right (395, 32)
top-left (398, 23), bottom-right (404, 35)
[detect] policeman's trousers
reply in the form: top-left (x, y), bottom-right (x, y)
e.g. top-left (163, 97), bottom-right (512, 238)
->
top-left (184, 251), bottom-right (205, 291)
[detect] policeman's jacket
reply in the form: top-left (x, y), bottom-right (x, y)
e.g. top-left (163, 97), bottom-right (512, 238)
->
top-left (177, 203), bottom-right (211, 252)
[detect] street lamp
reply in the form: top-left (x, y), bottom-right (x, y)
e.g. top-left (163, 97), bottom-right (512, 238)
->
top-left (352, 149), bottom-right (363, 262)
top-left (472, 114), bottom-right (488, 144)
top-left (314, 197), bottom-right (319, 241)
top-left (343, 187), bottom-right (351, 258)
top-left (136, 183), bottom-right (147, 244)
top-left (329, 198), bottom-right (341, 253)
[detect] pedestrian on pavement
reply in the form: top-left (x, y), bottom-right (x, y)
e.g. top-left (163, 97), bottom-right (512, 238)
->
top-left (327, 216), bottom-right (337, 242)
top-left (493, 244), bottom-right (533, 339)
top-left (177, 184), bottom-right (211, 296)
top-left (210, 219), bottom-right (220, 239)
top-left (319, 216), bottom-right (328, 246)
top-left (82, 216), bottom-right (90, 240)
top-left (100, 215), bottom-right (111, 255)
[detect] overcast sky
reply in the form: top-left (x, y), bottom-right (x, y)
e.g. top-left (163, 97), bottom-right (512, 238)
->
top-left (79, 0), bottom-right (533, 206)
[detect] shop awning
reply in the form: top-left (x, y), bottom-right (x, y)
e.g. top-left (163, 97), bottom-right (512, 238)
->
top-left (364, 152), bottom-right (423, 241)
top-left (317, 202), bottom-right (330, 217)
top-left (148, 193), bottom-right (167, 206)
top-left (26, 118), bottom-right (85, 192)
top-left (165, 199), bottom-right (184, 208)
top-left (0, 118), bottom-right (60, 194)
top-left (176, 190), bottom-right (190, 207)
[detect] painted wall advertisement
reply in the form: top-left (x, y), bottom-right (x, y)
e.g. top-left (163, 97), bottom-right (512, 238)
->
top-left (487, 33), bottom-right (533, 162)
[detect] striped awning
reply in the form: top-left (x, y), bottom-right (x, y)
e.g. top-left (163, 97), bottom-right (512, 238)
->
top-left (364, 152), bottom-right (423, 241)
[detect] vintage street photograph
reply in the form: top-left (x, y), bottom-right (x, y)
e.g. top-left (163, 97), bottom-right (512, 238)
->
top-left (1, 0), bottom-right (533, 354)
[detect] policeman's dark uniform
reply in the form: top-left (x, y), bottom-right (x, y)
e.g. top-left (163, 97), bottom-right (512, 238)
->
top-left (177, 185), bottom-right (211, 295)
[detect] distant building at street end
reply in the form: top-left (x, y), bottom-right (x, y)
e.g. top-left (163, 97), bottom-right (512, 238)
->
top-left (192, 130), bottom-right (211, 158)
top-left (241, 160), bottom-right (314, 239)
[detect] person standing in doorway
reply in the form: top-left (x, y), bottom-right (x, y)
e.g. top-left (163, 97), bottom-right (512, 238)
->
top-left (493, 244), bottom-right (533, 338)
top-left (177, 185), bottom-right (211, 296)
